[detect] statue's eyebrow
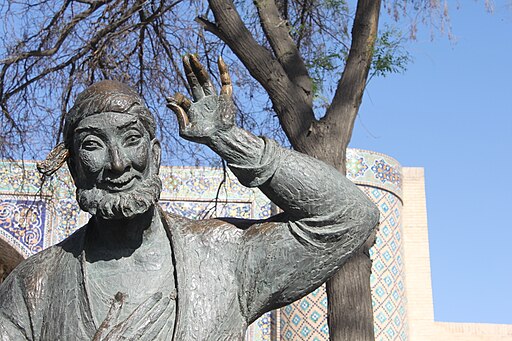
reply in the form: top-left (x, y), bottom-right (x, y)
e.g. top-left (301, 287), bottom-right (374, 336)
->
top-left (74, 118), bottom-right (139, 135)
top-left (117, 119), bottom-right (139, 131)
top-left (74, 126), bottom-right (103, 135)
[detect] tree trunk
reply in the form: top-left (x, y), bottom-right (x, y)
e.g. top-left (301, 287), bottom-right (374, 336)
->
top-left (326, 235), bottom-right (376, 341)
top-left (319, 0), bottom-right (381, 339)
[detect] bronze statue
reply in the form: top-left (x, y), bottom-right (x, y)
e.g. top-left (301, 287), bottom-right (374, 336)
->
top-left (0, 55), bottom-right (379, 340)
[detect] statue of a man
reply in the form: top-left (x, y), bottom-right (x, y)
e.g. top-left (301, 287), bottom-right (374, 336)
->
top-left (0, 55), bottom-right (379, 340)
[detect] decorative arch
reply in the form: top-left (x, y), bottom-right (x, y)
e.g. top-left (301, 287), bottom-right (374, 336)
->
top-left (0, 236), bottom-right (25, 284)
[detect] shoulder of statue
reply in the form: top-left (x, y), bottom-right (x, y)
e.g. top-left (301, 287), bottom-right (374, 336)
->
top-left (2, 238), bottom-right (75, 296)
top-left (11, 224), bottom-right (86, 275)
top-left (158, 205), bottom-right (249, 238)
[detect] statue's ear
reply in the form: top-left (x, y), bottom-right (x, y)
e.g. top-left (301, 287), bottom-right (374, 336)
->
top-left (151, 139), bottom-right (161, 171)
top-left (66, 154), bottom-right (79, 184)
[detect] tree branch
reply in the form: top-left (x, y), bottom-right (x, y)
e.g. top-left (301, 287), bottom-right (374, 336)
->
top-left (324, 0), bottom-right (381, 141)
top-left (138, 7), bottom-right (147, 93)
top-left (57, 62), bottom-right (76, 144)
top-left (1, 0), bottom-right (148, 101)
top-left (151, 21), bottom-right (188, 89)
top-left (0, 1), bottom-right (110, 65)
top-left (253, 0), bottom-right (312, 98)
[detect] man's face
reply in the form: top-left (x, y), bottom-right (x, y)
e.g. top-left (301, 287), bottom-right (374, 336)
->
top-left (71, 112), bottom-right (162, 219)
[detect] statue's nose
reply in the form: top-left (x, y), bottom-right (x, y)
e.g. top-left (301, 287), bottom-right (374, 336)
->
top-left (107, 147), bottom-right (129, 174)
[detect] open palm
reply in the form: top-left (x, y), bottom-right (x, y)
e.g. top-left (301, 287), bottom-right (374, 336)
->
top-left (166, 54), bottom-right (235, 145)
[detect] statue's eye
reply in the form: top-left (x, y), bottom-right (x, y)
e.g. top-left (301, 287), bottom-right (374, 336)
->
top-left (125, 133), bottom-right (142, 146)
top-left (81, 138), bottom-right (103, 151)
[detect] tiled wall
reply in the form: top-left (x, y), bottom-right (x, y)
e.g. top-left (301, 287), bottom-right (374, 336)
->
top-left (0, 149), bottom-right (406, 340)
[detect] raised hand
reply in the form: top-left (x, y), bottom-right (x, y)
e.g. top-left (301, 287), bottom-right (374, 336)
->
top-left (166, 54), bottom-right (234, 145)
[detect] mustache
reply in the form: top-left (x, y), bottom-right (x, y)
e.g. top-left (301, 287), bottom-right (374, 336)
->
top-left (100, 173), bottom-right (136, 185)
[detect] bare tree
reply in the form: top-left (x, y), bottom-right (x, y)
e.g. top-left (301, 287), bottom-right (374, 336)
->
top-left (0, 0), bottom-right (222, 163)
top-left (0, 0), bottom-right (454, 340)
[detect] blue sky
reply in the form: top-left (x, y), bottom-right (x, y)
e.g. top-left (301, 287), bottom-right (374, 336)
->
top-left (351, 1), bottom-right (512, 324)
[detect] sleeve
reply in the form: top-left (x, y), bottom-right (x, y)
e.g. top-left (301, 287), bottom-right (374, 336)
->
top-left (0, 271), bottom-right (33, 340)
top-left (231, 138), bottom-right (380, 324)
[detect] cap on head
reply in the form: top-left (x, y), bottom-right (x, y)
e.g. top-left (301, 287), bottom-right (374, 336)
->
top-left (63, 80), bottom-right (156, 147)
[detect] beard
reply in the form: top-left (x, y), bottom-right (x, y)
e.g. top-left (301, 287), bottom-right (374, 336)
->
top-left (76, 174), bottom-right (162, 220)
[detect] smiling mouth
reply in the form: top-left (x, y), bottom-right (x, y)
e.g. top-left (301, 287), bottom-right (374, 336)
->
top-left (100, 176), bottom-right (137, 192)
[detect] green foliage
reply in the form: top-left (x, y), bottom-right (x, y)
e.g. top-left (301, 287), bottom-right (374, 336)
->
top-left (305, 26), bottom-right (410, 111)
top-left (371, 27), bottom-right (411, 79)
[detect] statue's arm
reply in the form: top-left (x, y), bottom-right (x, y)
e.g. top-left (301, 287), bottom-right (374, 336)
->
top-left (167, 54), bottom-right (379, 323)
top-left (228, 137), bottom-right (379, 323)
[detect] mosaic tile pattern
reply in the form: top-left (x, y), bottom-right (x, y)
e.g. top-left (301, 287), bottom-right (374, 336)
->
top-left (159, 167), bottom-right (255, 201)
top-left (160, 200), bottom-right (253, 220)
top-left (365, 187), bottom-right (407, 341)
top-left (245, 312), bottom-right (273, 341)
top-left (49, 199), bottom-right (90, 246)
top-left (346, 149), bottom-right (402, 198)
top-left (0, 162), bottom-right (47, 195)
top-left (0, 198), bottom-right (46, 257)
top-left (0, 149), bottom-right (407, 340)
top-left (280, 286), bottom-right (329, 340)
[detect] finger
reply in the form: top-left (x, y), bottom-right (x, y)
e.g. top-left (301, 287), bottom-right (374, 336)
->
top-left (108, 292), bottom-right (163, 337)
top-left (127, 296), bottom-right (171, 339)
top-left (166, 96), bottom-right (190, 130)
top-left (173, 92), bottom-right (192, 111)
top-left (183, 54), bottom-right (205, 100)
top-left (218, 56), bottom-right (232, 97)
top-left (92, 292), bottom-right (125, 341)
top-left (189, 54), bottom-right (216, 96)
